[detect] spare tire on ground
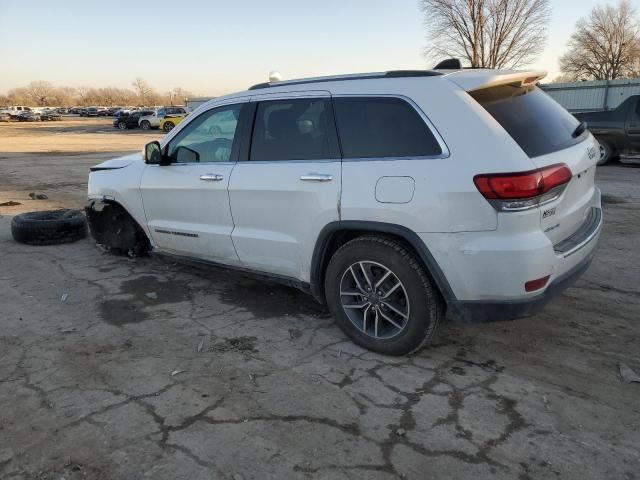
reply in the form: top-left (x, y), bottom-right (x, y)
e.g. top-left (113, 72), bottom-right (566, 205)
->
top-left (11, 210), bottom-right (87, 245)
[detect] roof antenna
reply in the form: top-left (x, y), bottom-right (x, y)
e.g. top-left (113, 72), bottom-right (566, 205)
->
top-left (269, 71), bottom-right (283, 82)
top-left (434, 58), bottom-right (462, 70)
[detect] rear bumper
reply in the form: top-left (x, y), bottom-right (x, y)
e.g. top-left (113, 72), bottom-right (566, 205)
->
top-left (448, 251), bottom-right (594, 323)
top-left (419, 188), bottom-right (602, 323)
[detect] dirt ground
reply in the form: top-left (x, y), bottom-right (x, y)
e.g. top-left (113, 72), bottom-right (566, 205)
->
top-left (0, 120), bottom-right (639, 479)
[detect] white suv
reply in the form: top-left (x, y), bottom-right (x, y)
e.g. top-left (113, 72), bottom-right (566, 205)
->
top-left (138, 106), bottom-right (189, 130)
top-left (86, 66), bottom-right (602, 355)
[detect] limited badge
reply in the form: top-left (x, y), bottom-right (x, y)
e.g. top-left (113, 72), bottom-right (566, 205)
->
top-left (543, 207), bottom-right (556, 219)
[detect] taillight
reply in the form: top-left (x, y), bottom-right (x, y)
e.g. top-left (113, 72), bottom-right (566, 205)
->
top-left (525, 275), bottom-right (550, 292)
top-left (474, 163), bottom-right (572, 211)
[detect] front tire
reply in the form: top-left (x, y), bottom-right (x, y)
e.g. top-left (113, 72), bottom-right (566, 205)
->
top-left (11, 210), bottom-right (87, 245)
top-left (140, 120), bottom-right (151, 130)
top-left (118, 121), bottom-right (127, 130)
top-left (324, 236), bottom-right (442, 355)
top-left (163, 121), bottom-right (175, 132)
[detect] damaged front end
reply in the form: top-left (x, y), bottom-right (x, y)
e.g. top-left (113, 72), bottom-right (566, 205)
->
top-left (85, 198), bottom-right (150, 256)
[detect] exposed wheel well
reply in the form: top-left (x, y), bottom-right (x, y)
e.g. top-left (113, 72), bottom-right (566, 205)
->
top-left (310, 222), bottom-right (454, 306)
top-left (85, 199), bottom-right (151, 255)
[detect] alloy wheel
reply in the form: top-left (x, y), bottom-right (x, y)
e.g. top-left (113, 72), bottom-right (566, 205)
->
top-left (339, 261), bottom-right (410, 339)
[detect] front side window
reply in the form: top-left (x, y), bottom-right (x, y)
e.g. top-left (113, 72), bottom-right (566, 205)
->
top-left (166, 104), bottom-right (241, 164)
top-left (250, 98), bottom-right (339, 161)
top-left (333, 97), bottom-right (443, 159)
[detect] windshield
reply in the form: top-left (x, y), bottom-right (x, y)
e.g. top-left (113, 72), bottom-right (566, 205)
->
top-left (470, 85), bottom-right (585, 158)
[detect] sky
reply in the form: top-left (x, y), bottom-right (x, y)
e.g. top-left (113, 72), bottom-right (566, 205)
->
top-left (0, 0), bottom-right (634, 96)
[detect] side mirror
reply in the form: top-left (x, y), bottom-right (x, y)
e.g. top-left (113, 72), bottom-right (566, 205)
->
top-left (144, 141), bottom-right (163, 164)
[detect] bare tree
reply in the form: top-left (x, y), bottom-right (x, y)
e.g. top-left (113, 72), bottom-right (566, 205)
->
top-left (75, 86), bottom-right (91, 106)
top-left (131, 77), bottom-right (157, 106)
top-left (421, 0), bottom-right (551, 69)
top-left (166, 87), bottom-right (193, 106)
top-left (1, 80), bottom-right (194, 107)
top-left (5, 87), bottom-right (30, 105)
top-left (559, 0), bottom-right (640, 81)
top-left (24, 81), bottom-right (57, 106)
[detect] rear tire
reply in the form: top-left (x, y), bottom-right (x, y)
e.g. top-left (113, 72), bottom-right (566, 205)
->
top-left (324, 236), bottom-right (442, 355)
top-left (598, 140), bottom-right (612, 166)
top-left (140, 120), bottom-right (151, 130)
top-left (118, 121), bottom-right (127, 130)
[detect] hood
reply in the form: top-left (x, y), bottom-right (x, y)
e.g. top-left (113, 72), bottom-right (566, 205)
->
top-left (90, 153), bottom-right (142, 172)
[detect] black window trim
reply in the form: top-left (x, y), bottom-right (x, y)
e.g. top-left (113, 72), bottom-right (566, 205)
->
top-left (331, 94), bottom-right (450, 162)
top-left (242, 96), bottom-right (342, 163)
top-left (158, 101), bottom-right (249, 166)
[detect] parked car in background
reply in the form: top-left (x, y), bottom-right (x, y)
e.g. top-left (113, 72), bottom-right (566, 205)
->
top-left (574, 95), bottom-right (640, 165)
top-left (139, 106), bottom-right (189, 130)
top-left (41, 110), bottom-right (62, 121)
top-left (86, 107), bottom-right (100, 117)
top-left (86, 66), bottom-right (602, 355)
top-left (113, 107), bottom-right (136, 117)
top-left (1, 106), bottom-right (32, 119)
top-left (0, 112), bottom-right (11, 122)
top-left (113, 110), bottom-right (155, 130)
top-left (18, 111), bottom-right (41, 122)
top-left (159, 114), bottom-right (188, 132)
top-left (57, 107), bottom-right (68, 114)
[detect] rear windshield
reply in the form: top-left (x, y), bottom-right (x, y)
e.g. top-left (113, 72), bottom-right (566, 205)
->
top-left (470, 85), bottom-right (585, 158)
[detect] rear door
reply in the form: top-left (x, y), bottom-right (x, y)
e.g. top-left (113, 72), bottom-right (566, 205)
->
top-left (228, 91), bottom-right (341, 281)
top-left (625, 98), bottom-right (640, 152)
top-left (140, 101), bottom-right (247, 264)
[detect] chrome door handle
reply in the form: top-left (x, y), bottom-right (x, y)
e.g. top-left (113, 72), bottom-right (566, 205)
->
top-left (300, 173), bottom-right (333, 182)
top-left (199, 174), bottom-right (224, 181)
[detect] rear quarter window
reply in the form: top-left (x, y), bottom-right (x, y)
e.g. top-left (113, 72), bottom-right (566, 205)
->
top-left (470, 85), bottom-right (584, 158)
top-left (333, 97), bottom-right (443, 159)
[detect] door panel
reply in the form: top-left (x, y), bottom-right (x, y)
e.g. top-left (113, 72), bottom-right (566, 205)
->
top-left (229, 161), bottom-right (341, 279)
top-left (228, 94), bottom-right (341, 281)
top-left (141, 163), bottom-right (239, 263)
top-left (140, 102), bottom-right (245, 264)
top-left (626, 100), bottom-right (640, 152)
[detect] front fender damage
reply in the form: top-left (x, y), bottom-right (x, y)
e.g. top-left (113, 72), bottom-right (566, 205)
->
top-left (85, 199), bottom-right (150, 256)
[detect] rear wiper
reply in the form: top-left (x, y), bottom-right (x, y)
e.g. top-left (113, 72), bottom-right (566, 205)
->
top-left (572, 121), bottom-right (587, 138)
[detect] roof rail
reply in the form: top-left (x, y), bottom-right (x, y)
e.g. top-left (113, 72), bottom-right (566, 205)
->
top-left (248, 70), bottom-right (441, 90)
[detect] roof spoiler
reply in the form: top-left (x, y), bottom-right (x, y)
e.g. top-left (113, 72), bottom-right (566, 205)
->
top-left (433, 58), bottom-right (462, 70)
top-left (447, 70), bottom-right (548, 92)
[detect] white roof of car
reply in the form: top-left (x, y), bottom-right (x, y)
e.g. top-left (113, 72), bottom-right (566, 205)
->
top-left (195, 68), bottom-right (548, 113)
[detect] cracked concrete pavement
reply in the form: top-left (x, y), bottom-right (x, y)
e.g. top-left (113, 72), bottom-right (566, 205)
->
top-left (0, 122), bottom-right (639, 479)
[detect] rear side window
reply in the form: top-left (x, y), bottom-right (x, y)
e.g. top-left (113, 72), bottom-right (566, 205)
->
top-left (250, 98), bottom-right (339, 161)
top-left (470, 85), bottom-right (583, 158)
top-left (333, 97), bottom-right (442, 159)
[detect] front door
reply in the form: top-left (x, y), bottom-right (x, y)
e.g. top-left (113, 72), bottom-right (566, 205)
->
top-left (228, 92), bottom-right (342, 281)
top-left (140, 102), bottom-right (245, 264)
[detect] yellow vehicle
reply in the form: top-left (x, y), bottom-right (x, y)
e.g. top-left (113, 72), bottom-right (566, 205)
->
top-left (159, 114), bottom-right (187, 133)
